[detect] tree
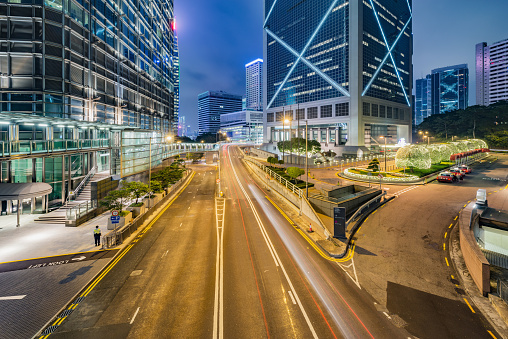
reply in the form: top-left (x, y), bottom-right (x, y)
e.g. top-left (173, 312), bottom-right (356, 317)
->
top-left (286, 167), bottom-right (305, 183)
top-left (149, 180), bottom-right (163, 194)
top-left (100, 188), bottom-right (130, 212)
top-left (123, 181), bottom-right (149, 204)
top-left (277, 138), bottom-right (321, 156)
top-left (152, 167), bottom-right (184, 188)
top-left (367, 158), bottom-right (380, 172)
top-left (267, 156), bottom-right (279, 166)
top-left (278, 160), bottom-right (284, 165)
top-left (189, 152), bottom-right (204, 163)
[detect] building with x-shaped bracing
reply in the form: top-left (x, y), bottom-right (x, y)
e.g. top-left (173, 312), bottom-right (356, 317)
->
top-left (263, 0), bottom-right (413, 154)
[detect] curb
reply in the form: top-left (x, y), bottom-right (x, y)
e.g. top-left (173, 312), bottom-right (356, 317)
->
top-left (35, 170), bottom-right (195, 338)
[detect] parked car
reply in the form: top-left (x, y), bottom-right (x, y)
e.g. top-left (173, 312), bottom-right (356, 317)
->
top-left (450, 168), bottom-right (465, 180)
top-left (459, 165), bottom-right (472, 174)
top-left (437, 172), bottom-right (459, 183)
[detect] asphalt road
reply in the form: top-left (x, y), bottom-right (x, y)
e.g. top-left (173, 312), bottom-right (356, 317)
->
top-left (354, 154), bottom-right (508, 339)
top-left (50, 147), bottom-right (411, 339)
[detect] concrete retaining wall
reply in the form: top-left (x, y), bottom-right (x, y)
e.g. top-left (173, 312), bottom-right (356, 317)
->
top-left (250, 148), bottom-right (278, 160)
top-left (310, 188), bottom-right (381, 219)
top-left (459, 203), bottom-right (490, 296)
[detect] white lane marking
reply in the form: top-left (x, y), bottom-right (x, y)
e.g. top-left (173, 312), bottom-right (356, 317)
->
top-left (161, 250), bottom-right (169, 258)
top-left (130, 307), bottom-right (140, 324)
top-left (336, 256), bottom-right (361, 289)
top-left (213, 198), bottom-right (226, 339)
top-left (188, 206), bottom-right (190, 210)
top-left (179, 223), bottom-right (183, 227)
top-left (0, 295), bottom-right (26, 300)
top-left (287, 290), bottom-right (297, 305)
top-left (227, 147), bottom-right (318, 339)
top-left (394, 185), bottom-right (419, 196)
top-left (383, 311), bottom-right (391, 320)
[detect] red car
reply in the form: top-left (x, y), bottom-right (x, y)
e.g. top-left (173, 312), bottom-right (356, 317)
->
top-left (459, 165), bottom-right (472, 174)
top-left (450, 168), bottom-right (465, 180)
top-left (437, 172), bottom-right (459, 183)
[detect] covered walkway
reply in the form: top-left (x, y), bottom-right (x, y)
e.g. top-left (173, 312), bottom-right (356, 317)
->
top-left (0, 183), bottom-right (52, 227)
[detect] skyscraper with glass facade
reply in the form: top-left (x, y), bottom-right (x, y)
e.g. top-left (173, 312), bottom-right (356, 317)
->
top-left (414, 75), bottom-right (431, 125)
top-left (476, 39), bottom-right (508, 106)
top-left (431, 64), bottom-right (469, 115)
top-left (173, 34), bottom-right (180, 134)
top-left (198, 91), bottom-right (243, 135)
top-left (0, 0), bottom-right (179, 210)
top-left (263, 0), bottom-right (412, 151)
top-left (246, 59), bottom-right (263, 111)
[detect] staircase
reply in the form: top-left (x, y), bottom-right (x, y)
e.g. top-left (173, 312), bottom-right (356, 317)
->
top-left (34, 171), bottom-right (111, 224)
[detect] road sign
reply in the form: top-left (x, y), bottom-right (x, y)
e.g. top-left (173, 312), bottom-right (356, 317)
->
top-left (333, 207), bottom-right (347, 239)
top-left (112, 210), bottom-right (119, 217)
top-left (378, 174), bottom-right (383, 179)
top-left (111, 216), bottom-right (120, 224)
top-left (216, 179), bottom-right (220, 183)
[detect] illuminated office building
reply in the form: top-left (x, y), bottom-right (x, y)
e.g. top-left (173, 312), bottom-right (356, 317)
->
top-left (431, 64), bottom-right (469, 115)
top-left (198, 91), bottom-right (243, 135)
top-left (263, 0), bottom-right (413, 151)
top-left (0, 0), bottom-right (179, 210)
top-left (476, 39), bottom-right (508, 106)
top-left (246, 59), bottom-right (263, 111)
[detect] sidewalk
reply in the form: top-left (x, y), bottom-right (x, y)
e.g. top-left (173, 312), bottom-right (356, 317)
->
top-left (0, 169), bottom-right (195, 264)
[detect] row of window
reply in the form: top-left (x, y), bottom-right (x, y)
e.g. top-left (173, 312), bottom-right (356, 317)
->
top-left (266, 103), bottom-right (350, 122)
top-left (362, 102), bottom-right (407, 120)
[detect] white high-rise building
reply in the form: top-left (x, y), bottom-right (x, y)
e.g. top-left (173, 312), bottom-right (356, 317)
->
top-left (246, 59), bottom-right (263, 111)
top-left (476, 38), bottom-right (508, 106)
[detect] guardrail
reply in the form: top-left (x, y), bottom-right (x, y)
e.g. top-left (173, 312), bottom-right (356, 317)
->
top-left (102, 170), bottom-right (192, 248)
top-left (66, 200), bottom-right (98, 220)
top-left (346, 191), bottom-right (387, 232)
top-left (244, 157), bottom-right (303, 198)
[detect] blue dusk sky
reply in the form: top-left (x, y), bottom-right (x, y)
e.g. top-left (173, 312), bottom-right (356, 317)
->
top-left (174, 0), bottom-right (508, 132)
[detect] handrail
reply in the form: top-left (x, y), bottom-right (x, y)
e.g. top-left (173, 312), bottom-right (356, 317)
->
top-left (66, 200), bottom-right (98, 220)
top-left (346, 191), bottom-right (387, 231)
top-left (65, 165), bottom-right (97, 206)
top-left (0, 139), bottom-right (110, 157)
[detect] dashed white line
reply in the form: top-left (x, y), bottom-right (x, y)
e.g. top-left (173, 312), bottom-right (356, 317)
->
top-left (130, 307), bottom-right (140, 324)
top-left (383, 311), bottom-right (391, 319)
top-left (287, 290), bottom-right (297, 305)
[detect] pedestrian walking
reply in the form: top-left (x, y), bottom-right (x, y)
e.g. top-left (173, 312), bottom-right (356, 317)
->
top-left (94, 226), bottom-right (101, 246)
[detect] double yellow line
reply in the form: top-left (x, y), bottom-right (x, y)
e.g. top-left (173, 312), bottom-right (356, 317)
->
top-left (265, 196), bottom-right (354, 262)
top-left (40, 172), bottom-right (195, 338)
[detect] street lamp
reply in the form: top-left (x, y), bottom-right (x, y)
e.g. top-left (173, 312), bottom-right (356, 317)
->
top-left (379, 136), bottom-right (388, 172)
top-left (283, 118), bottom-right (290, 164)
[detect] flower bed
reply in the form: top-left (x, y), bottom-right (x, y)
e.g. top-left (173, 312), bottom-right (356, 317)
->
top-left (343, 168), bottom-right (420, 182)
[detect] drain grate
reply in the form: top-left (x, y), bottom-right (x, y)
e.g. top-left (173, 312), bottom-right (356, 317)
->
top-left (41, 325), bottom-right (58, 335)
top-left (59, 309), bottom-right (74, 318)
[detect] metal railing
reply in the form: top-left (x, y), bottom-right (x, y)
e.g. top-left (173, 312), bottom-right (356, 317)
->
top-left (0, 139), bottom-right (110, 157)
top-left (346, 191), bottom-right (387, 231)
top-left (244, 157), bottom-right (303, 198)
top-left (102, 170), bottom-right (191, 248)
top-left (482, 249), bottom-right (508, 270)
top-left (67, 166), bottom-right (97, 204)
top-left (498, 279), bottom-right (508, 303)
top-left (66, 200), bottom-right (98, 220)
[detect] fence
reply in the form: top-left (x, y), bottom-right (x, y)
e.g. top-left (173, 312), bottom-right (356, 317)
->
top-left (497, 279), bottom-right (508, 304)
top-left (66, 200), bottom-right (98, 220)
top-left (102, 170), bottom-right (192, 248)
top-left (482, 249), bottom-right (508, 270)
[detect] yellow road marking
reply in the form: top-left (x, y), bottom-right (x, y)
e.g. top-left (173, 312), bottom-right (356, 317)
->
top-left (372, 210), bottom-right (377, 215)
top-left (265, 196), bottom-right (353, 262)
top-left (463, 204), bottom-right (467, 208)
top-left (56, 316), bottom-right (67, 326)
top-left (464, 298), bottom-right (475, 313)
top-left (451, 275), bottom-right (455, 279)
top-left (488, 330), bottom-right (498, 339)
top-left (444, 232), bottom-right (448, 239)
top-left (454, 216), bottom-right (458, 221)
top-left (449, 223), bottom-right (453, 229)
top-left (467, 200), bottom-right (471, 203)
top-left (443, 243), bottom-right (446, 251)
top-left (81, 172), bottom-right (196, 298)
top-left (445, 258), bottom-right (449, 266)
top-left (364, 217), bottom-right (369, 222)
top-left (505, 184), bottom-right (508, 190)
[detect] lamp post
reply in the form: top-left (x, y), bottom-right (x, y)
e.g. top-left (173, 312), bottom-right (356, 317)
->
top-left (283, 118), bottom-right (291, 165)
top-left (379, 135), bottom-right (392, 172)
top-left (305, 120), bottom-right (308, 199)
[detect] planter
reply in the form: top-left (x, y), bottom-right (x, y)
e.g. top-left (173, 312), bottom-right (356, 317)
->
top-left (107, 211), bottom-right (132, 230)
top-left (128, 203), bottom-right (146, 218)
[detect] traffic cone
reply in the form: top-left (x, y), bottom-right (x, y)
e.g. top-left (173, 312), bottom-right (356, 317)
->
top-left (308, 223), bottom-right (314, 233)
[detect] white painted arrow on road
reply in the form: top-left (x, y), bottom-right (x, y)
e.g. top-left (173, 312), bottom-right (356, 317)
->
top-left (71, 256), bottom-right (86, 261)
top-left (0, 295), bottom-right (26, 300)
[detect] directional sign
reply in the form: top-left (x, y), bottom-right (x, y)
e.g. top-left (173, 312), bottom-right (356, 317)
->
top-left (333, 207), bottom-right (347, 239)
top-left (112, 210), bottom-right (119, 216)
top-left (111, 215), bottom-right (120, 224)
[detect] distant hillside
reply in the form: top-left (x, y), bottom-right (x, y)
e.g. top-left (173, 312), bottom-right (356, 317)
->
top-left (418, 101), bottom-right (508, 149)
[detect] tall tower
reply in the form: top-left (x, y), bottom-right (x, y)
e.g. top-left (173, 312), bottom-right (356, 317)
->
top-left (245, 59), bottom-right (263, 111)
top-left (476, 39), bottom-right (508, 106)
top-left (414, 75), bottom-right (431, 125)
top-left (263, 0), bottom-right (413, 150)
top-left (198, 91), bottom-right (243, 135)
top-left (431, 64), bottom-right (469, 115)
top-left (173, 34), bottom-right (181, 135)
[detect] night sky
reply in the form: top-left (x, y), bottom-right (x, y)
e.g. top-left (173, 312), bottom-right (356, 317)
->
top-left (174, 0), bottom-right (508, 133)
